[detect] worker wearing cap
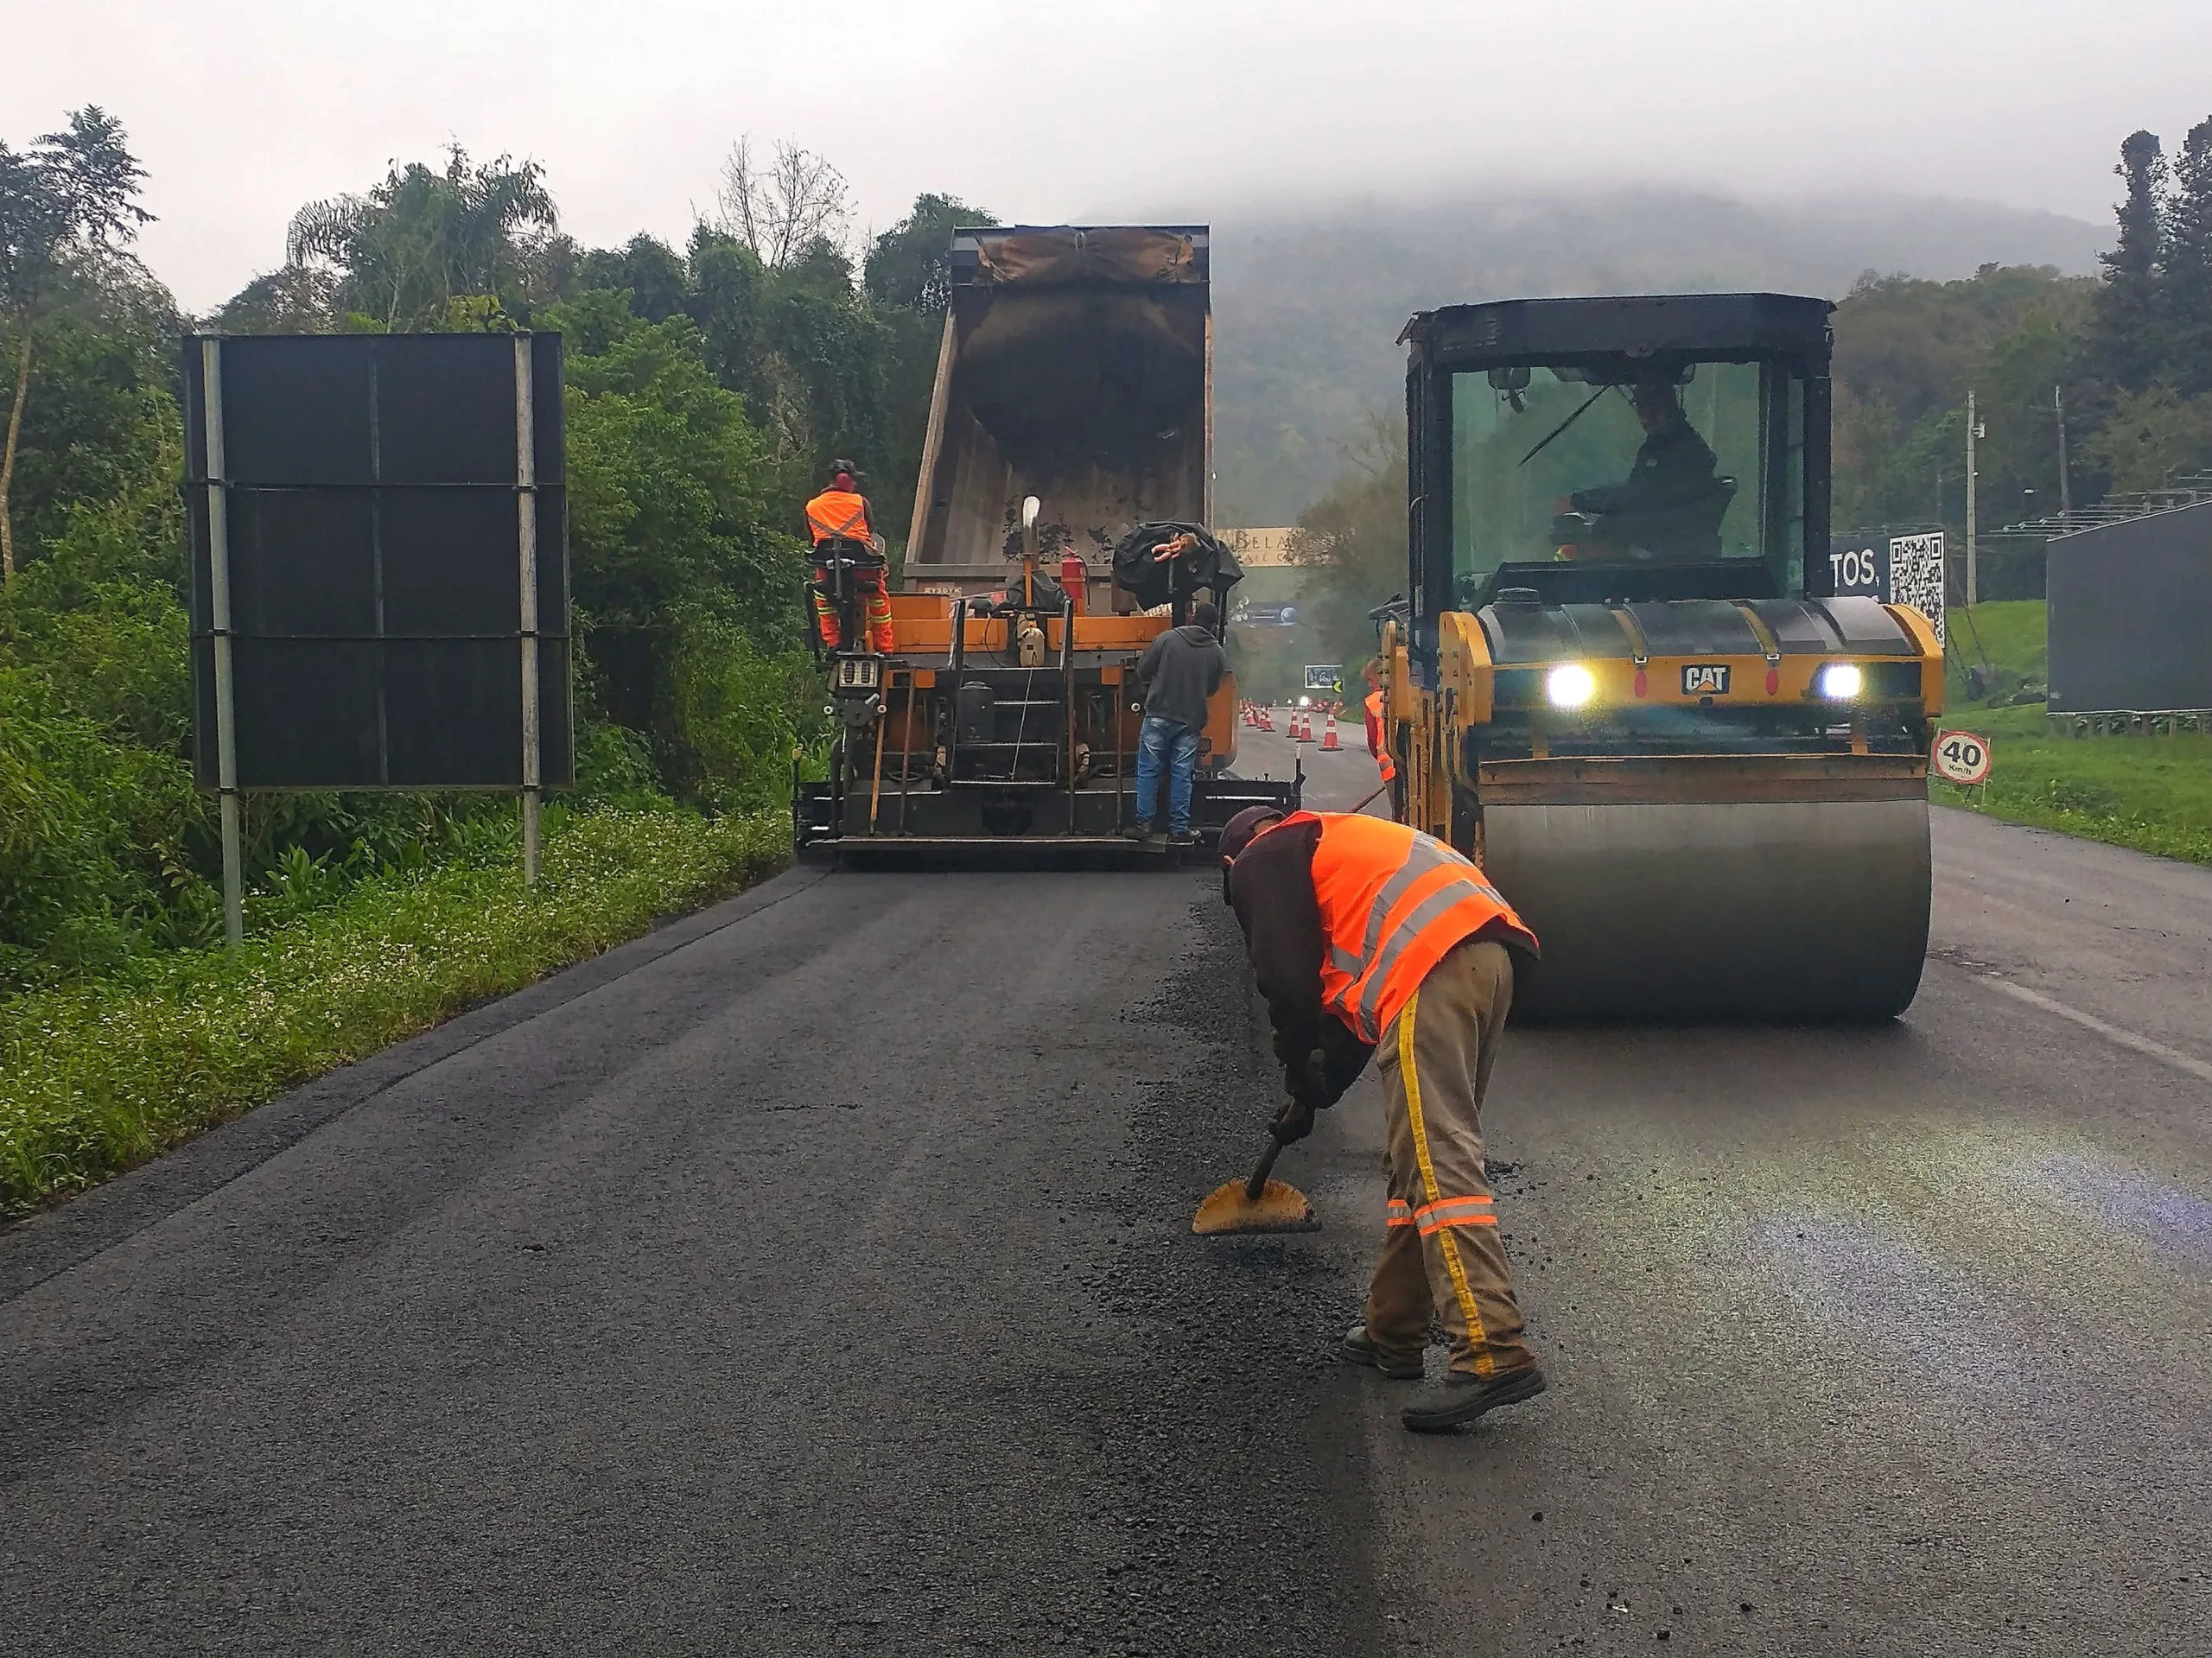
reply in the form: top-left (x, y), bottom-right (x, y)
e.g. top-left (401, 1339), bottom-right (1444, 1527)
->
top-left (1218, 805), bottom-right (1545, 1432)
top-left (805, 461), bottom-right (894, 654)
top-left (1361, 659), bottom-right (1400, 821)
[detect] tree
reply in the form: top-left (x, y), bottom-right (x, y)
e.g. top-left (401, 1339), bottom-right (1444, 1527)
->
top-left (285, 147), bottom-right (556, 331)
top-left (2088, 130), bottom-right (2169, 395)
top-left (864, 193), bottom-right (989, 314)
top-left (2080, 384), bottom-right (2212, 493)
top-left (0, 107), bottom-right (151, 582)
top-left (716, 137), bottom-right (850, 270)
top-left (2161, 117), bottom-right (2212, 397)
top-left (1285, 413), bottom-right (1407, 674)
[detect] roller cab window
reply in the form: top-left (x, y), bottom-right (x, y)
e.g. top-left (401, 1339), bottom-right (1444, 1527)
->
top-left (1448, 358), bottom-right (1808, 607)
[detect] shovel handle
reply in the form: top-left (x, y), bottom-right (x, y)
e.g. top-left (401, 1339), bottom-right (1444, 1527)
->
top-left (1245, 1136), bottom-right (1286, 1202)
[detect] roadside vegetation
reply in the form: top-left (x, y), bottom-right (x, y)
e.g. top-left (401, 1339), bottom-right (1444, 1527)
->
top-left (1933, 602), bottom-right (2212, 867)
top-left (0, 110), bottom-right (981, 1212)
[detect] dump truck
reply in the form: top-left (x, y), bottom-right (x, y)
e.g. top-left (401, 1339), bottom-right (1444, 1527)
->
top-left (1378, 293), bottom-right (1942, 1020)
top-left (794, 225), bottom-right (1295, 857)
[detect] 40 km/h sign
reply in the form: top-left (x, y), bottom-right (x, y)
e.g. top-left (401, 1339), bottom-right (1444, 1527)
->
top-left (1932, 729), bottom-right (1993, 786)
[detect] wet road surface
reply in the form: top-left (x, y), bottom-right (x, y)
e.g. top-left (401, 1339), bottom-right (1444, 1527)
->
top-left (4, 709), bottom-right (2207, 1655)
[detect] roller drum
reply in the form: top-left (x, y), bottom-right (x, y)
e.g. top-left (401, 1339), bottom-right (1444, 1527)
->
top-left (1484, 797), bottom-right (1930, 1022)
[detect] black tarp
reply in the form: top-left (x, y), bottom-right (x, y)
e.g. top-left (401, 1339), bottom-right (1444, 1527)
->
top-left (1110, 522), bottom-right (1243, 612)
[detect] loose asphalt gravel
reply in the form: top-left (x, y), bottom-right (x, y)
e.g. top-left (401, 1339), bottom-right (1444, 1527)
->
top-left (3, 715), bottom-right (2209, 1655)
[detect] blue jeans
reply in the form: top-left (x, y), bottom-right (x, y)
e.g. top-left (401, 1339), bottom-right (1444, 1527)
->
top-left (1135, 716), bottom-right (1200, 834)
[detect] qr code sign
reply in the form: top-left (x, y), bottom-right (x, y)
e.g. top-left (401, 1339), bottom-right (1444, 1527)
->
top-left (1886, 533), bottom-right (1946, 645)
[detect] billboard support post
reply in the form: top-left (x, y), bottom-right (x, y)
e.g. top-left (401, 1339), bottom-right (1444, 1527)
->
top-left (515, 334), bottom-right (542, 886)
top-left (199, 339), bottom-right (245, 951)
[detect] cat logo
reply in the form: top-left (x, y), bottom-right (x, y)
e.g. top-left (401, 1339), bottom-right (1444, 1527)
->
top-left (1681, 664), bottom-right (1731, 696)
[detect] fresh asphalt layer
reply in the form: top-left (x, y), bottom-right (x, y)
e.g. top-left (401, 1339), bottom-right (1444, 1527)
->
top-left (3, 712), bottom-right (2208, 1655)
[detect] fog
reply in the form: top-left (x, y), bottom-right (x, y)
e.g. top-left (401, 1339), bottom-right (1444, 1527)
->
top-left (16, 0), bottom-right (2211, 310)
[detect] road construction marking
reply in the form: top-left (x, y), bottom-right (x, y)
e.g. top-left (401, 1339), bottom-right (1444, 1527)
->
top-left (1986, 979), bottom-right (2212, 1089)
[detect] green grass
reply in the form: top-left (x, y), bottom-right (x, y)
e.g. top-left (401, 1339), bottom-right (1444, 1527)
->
top-left (1944, 600), bottom-right (2049, 705)
top-left (0, 807), bottom-right (788, 1217)
top-left (1932, 700), bottom-right (2212, 867)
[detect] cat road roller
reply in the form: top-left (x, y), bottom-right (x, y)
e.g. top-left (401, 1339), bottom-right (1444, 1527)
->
top-left (1378, 293), bottom-right (1943, 1020)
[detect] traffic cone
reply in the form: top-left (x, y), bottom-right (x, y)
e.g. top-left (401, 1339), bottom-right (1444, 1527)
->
top-left (1321, 714), bottom-right (1341, 751)
top-left (1294, 710), bottom-right (1313, 742)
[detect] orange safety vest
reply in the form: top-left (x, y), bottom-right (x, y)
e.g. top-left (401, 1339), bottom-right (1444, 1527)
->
top-left (1288, 810), bottom-right (1536, 1044)
top-left (1364, 690), bottom-right (1396, 782)
top-left (805, 488), bottom-right (874, 550)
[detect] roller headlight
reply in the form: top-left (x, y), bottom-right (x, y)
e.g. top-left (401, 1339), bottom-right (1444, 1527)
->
top-left (1815, 662), bottom-right (1864, 701)
top-left (1546, 663), bottom-right (1597, 708)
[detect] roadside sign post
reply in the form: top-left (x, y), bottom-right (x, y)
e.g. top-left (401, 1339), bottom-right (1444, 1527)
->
top-left (198, 340), bottom-right (245, 950)
top-left (184, 333), bottom-right (572, 943)
top-left (1932, 729), bottom-right (1993, 791)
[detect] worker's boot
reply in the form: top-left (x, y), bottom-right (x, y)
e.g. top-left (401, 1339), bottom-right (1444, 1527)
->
top-left (1338, 1321), bottom-right (1423, 1380)
top-left (1166, 829), bottom-right (1198, 848)
top-left (1400, 1364), bottom-right (1548, 1433)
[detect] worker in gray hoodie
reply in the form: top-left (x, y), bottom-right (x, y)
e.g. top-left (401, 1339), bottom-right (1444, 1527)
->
top-left (1127, 600), bottom-right (1226, 846)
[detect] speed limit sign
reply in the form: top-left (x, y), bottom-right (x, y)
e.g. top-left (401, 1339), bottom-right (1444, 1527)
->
top-left (1932, 729), bottom-right (1992, 786)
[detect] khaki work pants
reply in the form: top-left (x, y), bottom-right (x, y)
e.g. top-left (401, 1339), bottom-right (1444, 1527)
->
top-left (1364, 937), bottom-right (1537, 1380)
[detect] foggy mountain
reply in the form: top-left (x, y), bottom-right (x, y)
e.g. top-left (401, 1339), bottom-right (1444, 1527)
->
top-left (1209, 187), bottom-right (2105, 524)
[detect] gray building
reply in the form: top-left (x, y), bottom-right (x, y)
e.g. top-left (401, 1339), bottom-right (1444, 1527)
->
top-left (2046, 499), bottom-right (2212, 715)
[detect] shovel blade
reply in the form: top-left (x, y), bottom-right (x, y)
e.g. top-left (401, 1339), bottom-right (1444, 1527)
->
top-left (1191, 1176), bottom-right (1319, 1236)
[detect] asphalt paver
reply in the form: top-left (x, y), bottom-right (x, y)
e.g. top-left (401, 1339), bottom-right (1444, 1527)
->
top-left (4, 711), bottom-right (2209, 1655)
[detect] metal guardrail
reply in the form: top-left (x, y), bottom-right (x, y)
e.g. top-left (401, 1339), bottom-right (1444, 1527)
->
top-left (1988, 472), bottom-right (2212, 540)
top-left (2049, 708), bottom-right (2212, 736)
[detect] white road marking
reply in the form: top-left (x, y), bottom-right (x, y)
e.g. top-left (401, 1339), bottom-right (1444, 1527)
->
top-left (1985, 977), bottom-right (2212, 1089)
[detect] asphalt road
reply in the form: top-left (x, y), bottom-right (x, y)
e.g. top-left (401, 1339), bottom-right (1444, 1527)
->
top-left (4, 709), bottom-right (2208, 1655)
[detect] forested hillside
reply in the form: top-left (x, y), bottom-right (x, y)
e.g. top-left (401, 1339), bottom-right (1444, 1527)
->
top-left (1213, 188), bottom-right (2106, 524)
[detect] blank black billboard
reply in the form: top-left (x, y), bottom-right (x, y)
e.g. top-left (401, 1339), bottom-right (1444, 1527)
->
top-left (2046, 501), bottom-right (2212, 714)
top-left (183, 332), bottom-right (572, 791)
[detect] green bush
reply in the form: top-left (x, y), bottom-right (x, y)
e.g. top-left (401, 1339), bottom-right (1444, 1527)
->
top-left (667, 607), bottom-right (820, 810)
top-left (0, 662), bottom-right (207, 983)
top-left (0, 806), bottom-right (788, 1214)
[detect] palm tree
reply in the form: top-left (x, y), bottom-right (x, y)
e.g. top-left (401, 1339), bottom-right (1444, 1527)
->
top-left (286, 146), bottom-right (557, 331)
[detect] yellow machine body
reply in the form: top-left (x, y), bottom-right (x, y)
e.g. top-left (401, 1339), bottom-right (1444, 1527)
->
top-left (1383, 294), bottom-right (1945, 1020)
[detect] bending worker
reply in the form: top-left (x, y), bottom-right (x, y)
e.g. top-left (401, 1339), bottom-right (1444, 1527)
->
top-left (804, 460), bottom-right (894, 654)
top-left (1218, 804), bottom-right (1545, 1432)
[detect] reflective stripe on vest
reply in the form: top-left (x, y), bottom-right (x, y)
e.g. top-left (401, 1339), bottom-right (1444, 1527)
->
top-left (1304, 811), bottom-right (1533, 1044)
top-left (805, 489), bottom-right (872, 546)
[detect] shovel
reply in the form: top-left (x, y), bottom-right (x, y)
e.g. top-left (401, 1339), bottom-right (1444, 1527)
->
top-left (1191, 1131), bottom-right (1320, 1236)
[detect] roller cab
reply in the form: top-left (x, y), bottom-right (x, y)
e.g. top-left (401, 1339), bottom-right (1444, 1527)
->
top-left (1390, 294), bottom-right (1943, 1019)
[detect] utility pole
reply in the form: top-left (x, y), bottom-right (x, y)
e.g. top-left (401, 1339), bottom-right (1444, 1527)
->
top-left (2055, 384), bottom-right (2072, 518)
top-left (1965, 388), bottom-right (1980, 608)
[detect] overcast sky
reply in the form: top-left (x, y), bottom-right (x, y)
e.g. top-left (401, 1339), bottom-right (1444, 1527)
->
top-left (20, 0), bottom-right (2212, 312)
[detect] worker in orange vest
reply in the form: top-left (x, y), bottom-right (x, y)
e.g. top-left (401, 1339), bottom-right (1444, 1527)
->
top-left (1363, 659), bottom-right (1402, 816)
top-left (804, 460), bottom-right (894, 653)
top-left (1218, 805), bottom-right (1545, 1432)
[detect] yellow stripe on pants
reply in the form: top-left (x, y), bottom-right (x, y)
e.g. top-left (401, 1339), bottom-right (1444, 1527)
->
top-left (1396, 984), bottom-right (1494, 1377)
